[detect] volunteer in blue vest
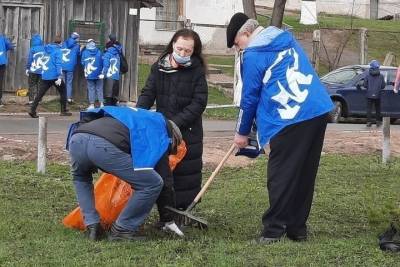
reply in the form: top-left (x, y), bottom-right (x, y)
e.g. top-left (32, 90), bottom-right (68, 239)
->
top-left (81, 39), bottom-right (104, 109)
top-left (67, 107), bottom-right (184, 241)
top-left (227, 13), bottom-right (333, 244)
top-left (61, 32), bottom-right (80, 104)
top-left (0, 33), bottom-right (14, 107)
top-left (99, 43), bottom-right (121, 106)
top-left (28, 35), bottom-right (72, 118)
top-left (25, 33), bottom-right (45, 105)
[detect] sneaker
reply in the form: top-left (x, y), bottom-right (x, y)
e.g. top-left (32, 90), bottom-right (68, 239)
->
top-left (108, 223), bottom-right (146, 242)
top-left (84, 223), bottom-right (105, 241)
top-left (60, 111), bottom-right (72, 116)
top-left (162, 221), bottom-right (185, 237)
top-left (28, 111), bottom-right (38, 118)
top-left (67, 98), bottom-right (73, 104)
top-left (256, 236), bottom-right (283, 244)
top-left (87, 104), bottom-right (95, 110)
top-left (100, 102), bottom-right (104, 108)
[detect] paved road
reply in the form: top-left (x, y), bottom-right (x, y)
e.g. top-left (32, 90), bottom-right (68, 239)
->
top-left (1, 114), bottom-right (399, 136)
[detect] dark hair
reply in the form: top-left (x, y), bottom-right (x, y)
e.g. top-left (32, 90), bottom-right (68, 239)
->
top-left (54, 35), bottom-right (62, 44)
top-left (159, 29), bottom-right (207, 71)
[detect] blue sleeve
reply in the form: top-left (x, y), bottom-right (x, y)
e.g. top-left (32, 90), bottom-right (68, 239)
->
top-left (5, 38), bottom-right (14, 51)
top-left (102, 53), bottom-right (110, 75)
top-left (80, 50), bottom-right (85, 66)
top-left (236, 52), bottom-right (264, 136)
top-left (55, 50), bottom-right (63, 78)
top-left (26, 49), bottom-right (33, 70)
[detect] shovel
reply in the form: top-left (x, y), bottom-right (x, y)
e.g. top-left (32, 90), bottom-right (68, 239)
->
top-left (166, 143), bottom-right (236, 229)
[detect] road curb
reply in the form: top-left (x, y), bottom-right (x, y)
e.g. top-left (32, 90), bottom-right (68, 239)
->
top-left (0, 112), bottom-right (80, 117)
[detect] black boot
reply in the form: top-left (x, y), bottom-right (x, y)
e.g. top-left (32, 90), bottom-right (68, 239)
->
top-left (60, 102), bottom-right (72, 116)
top-left (84, 223), bottom-right (105, 241)
top-left (108, 223), bottom-right (146, 241)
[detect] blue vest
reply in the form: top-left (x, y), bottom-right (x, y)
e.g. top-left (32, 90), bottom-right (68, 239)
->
top-left (67, 107), bottom-right (171, 170)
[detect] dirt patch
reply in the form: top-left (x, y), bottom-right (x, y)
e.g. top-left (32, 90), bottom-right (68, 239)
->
top-left (1, 128), bottom-right (399, 169)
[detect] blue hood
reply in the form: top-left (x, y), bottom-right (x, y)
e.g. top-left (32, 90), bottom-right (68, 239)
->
top-left (45, 43), bottom-right (61, 54)
top-left (65, 37), bottom-right (78, 49)
top-left (107, 45), bottom-right (122, 55)
top-left (246, 26), bottom-right (292, 53)
top-left (31, 34), bottom-right (43, 47)
top-left (87, 47), bottom-right (100, 55)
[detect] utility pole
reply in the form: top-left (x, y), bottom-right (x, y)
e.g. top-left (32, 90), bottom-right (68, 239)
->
top-left (270, 0), bottom-right (288, 28)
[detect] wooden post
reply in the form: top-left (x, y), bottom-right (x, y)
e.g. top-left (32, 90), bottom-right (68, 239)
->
top-left (312, 29), bottom-right (321, 72)
top-left (360, 28), bottom-right (368, 65)
top-left (270, 0), bottom-right (288, 28)
top-left (383, 52), bottom-right (395, 66)
top-left (382, 117), bottom-right (390, 164)
top-left (37, 117), bottom-right (47, 174)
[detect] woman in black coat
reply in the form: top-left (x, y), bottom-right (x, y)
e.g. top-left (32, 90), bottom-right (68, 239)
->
top-left (137, 29), bottom-right (208, 214)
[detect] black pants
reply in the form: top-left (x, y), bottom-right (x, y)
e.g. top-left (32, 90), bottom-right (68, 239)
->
top-left (154, 152), bottom-right (175, 222)
top-left (262, 114), bottom-right (328, 238)
top-left (103, 78), bottom-right (119, 106)
top-left (31, 79), bottom-right (67, 113)
top-left (0, 64), bottom-right (5, 102)
top-left (367, 98), bottom-right (381, 124)
top-left (28, 73), bottom-right (42, 102)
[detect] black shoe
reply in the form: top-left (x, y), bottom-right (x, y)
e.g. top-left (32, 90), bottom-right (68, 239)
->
top-left (108, 223), bottom-right (146, 241)
top-left (256, 236), bottom-right (282, 244)
top-left (28, 111), bottom-right (38, 118)
top-left (287, 227), bottom-right (307, 242)
top-left (366, 122), bottom-right (372, 127)
top-left (376, 121), bottom-right (382, 127)
top-left (60, 111), bottom-right (72, 116)
top-left (84, 223), bottom-right (105, 241)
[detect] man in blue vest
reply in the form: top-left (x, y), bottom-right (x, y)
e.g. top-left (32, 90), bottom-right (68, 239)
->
top-left (67, 106), bottom-right (183, 241)
top-left (61, 32), bottom-right (81, 103)
top-left (227, 13), bottom-right (333, 243)
top-left (0, 33), bottom-right (14, 107)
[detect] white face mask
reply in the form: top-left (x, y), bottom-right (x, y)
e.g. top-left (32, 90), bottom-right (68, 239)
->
top-left (172, 50), bottom-right (191, 65)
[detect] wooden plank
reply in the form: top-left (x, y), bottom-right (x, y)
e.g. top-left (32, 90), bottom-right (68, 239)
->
top-left (4, 6), bottom-right (18, 92)
top-left (74, 0), bottom-right (85, 21)
top-left (85, 0), bottom-right (93, 21)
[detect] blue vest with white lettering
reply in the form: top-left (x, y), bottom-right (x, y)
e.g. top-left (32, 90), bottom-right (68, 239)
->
top-left (237, 27), bottom-right (333, 147)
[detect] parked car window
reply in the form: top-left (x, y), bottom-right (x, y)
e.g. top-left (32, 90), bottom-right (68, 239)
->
top-left (321, 68), bottom-right (363, 84)
top-left (386, 69), bottom-right (396, 86)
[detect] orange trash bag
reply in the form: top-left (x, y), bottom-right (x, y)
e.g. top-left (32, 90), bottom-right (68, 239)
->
top-left (63, 140), bottom-right (187, 230)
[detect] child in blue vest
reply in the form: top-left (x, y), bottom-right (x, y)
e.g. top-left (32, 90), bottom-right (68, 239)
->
top-left (99, 43), bottom-right (121, 106)
top-left (25, 34), bottom-right (45, 105)
top-left (0, 34), bottom-right (14, 107)
top-left (61, 32), bottom-right (81, 103)
top-left (28, 36), bottom-right (72, 118)
top-left (81, 39), bottom-right (103, 109)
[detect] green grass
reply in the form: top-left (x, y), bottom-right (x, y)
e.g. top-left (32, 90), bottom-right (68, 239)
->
top-left (204, 87), bottom-right (237, 120)
top-left (206, 55), bottom-right (235, 77)
top-left (1, 155), bottom-right (400, 266)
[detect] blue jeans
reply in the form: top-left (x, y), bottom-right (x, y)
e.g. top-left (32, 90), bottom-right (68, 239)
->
top-left (63, 71), bottom-right (74, 99)
top-left (87, 79), bottom-right (104, 104)
top-left (69, 133), bottom-right (163, 231)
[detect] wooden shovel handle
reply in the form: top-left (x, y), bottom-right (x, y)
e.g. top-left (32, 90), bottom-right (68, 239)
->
top-left (192, 143), bottom-right (236, 204)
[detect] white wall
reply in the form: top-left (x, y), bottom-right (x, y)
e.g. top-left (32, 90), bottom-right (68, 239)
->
top-left (139, 0), bottom-right (243, 53)
top-left (256, 0), bottom-right (400, 19)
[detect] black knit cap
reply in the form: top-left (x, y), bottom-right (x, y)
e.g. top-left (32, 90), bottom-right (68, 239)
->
top-left (226, 12), bottom-right (249, 48)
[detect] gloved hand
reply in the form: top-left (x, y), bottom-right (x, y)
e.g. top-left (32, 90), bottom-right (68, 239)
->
top-left (25, 70), bottom-right (30, 77)
top-left (235, 123), bottom-right (264, 159)
top-left (98, 74), bottom-right (104, 79)
top-left (55, 78), bottom-right (62, 86)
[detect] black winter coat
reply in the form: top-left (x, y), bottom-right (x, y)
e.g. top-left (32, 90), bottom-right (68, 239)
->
top-left (364, 68), bottom-right (386, 99)
top-left (137, 56), bottom-right (208, 209)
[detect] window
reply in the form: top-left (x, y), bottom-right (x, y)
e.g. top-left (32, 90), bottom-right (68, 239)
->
top-left (321, 68), bottom-right (364, 85)
top-left (155, 0), bottom-right (179, 31)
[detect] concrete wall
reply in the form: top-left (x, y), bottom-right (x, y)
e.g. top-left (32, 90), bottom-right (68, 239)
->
top-left (255, 0), bottom-right (400, 19)
top-left (139, 0), bottom-right (243, 53)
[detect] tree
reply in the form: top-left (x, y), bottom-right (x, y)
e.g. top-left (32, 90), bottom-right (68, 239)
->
top-left (270, 0), bottom-right (288, 28)
top-left (242, 0), bottom-right (256, 19)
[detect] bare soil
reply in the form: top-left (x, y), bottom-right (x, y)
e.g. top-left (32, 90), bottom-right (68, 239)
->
top-left (1, 128), bottom-right (399, 168)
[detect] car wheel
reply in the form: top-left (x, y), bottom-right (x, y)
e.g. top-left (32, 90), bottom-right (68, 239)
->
top-left (328, 101), bottom-right (342, 123)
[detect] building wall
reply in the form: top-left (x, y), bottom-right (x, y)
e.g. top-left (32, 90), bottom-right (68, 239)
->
top-left (139, 0), bottom-right (243, 53)
top-left (0, 0), bottom-right (140, 101)
top-left (256, 0), bottom-right (400, 19)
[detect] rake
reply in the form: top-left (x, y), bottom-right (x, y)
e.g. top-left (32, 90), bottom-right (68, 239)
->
top-left (166, 144), bottom-right (236, 229)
